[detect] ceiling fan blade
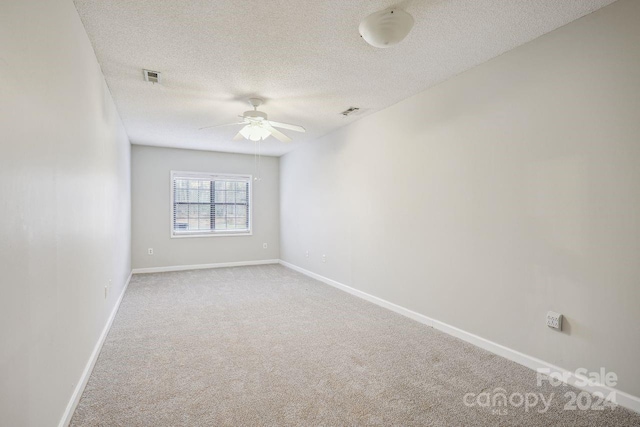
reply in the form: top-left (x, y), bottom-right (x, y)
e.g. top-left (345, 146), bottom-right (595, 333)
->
top-left (232, 131), bottom-right (245, 141)
top-left (199, 121), bottom-right (247, 130)
top-left (264, 124), bottom-right (292, 143)
top-left (267, 120), bottom-right (306, 133)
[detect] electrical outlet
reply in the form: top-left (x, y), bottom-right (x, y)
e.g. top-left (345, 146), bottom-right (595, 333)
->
top-left (148, 248), bottom-right (154, 255)
top-left (546, 311), bottom-right (563, 330)
top-left (322, 254), bottom-right (327, 263)
top-left (305, 251), bottom-right (309, 258)
top-left (263, 243), bottom-right (268, 249)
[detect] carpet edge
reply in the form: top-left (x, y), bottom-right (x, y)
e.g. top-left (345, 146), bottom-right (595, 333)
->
top-left (58, 270), bottom-right (133, 427)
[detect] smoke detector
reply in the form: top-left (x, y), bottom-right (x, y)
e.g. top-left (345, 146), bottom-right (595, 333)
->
top-left (359, 9), bottom-right (414, 48)
top-left (143, 69), bottom-right (162, 84)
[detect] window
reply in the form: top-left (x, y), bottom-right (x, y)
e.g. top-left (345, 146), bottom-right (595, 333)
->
top-left (171, 171), bottom-right (251, 237)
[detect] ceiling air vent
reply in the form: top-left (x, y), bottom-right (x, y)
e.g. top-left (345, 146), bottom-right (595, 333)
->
top-left (143, 69), bottom-right (161, 84)
top-left (340, 107), bottom-right (360, 116)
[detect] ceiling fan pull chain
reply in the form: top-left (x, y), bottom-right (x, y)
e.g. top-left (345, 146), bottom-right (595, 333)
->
top-left (254, 139), bottom-right (258, 180)
top-left (253, 139), bottom-right (262, 182)
top-left (257, 140), bottom-right (262, 181)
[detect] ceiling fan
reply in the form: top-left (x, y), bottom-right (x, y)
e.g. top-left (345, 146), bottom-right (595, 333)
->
top-left (200, 98), bottom-right (305, 143)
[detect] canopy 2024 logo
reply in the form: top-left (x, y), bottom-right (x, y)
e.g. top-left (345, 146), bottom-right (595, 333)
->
top-left (463, 368), bottom-right (618, 415)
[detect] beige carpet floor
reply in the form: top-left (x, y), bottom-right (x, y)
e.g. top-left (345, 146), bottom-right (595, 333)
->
top-left (71, 265), bottom-right (640, 426)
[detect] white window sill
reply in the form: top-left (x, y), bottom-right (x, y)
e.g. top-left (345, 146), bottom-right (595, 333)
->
top-left (171, 231), bottom-right (252, 239)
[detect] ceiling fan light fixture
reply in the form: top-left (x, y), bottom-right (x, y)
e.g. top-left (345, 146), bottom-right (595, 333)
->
top-left (239, 125), bottom-right (250, 140)
top-left (240, 123), bottom-right (271, 141)
top-left (359, 8), bottom-right (414, 48)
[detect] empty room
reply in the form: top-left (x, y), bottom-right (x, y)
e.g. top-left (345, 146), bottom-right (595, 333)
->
top-left (2, 0), bottom-right (640, 425)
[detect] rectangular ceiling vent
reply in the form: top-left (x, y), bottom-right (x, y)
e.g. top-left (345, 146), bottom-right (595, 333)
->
top-left (340, 107), bottom-right (360, 116)
top-left (143, 69), bottom-right (161, 84)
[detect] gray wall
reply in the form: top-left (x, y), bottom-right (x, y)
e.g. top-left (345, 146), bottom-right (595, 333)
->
top-left (0, 1), bottom-right (132, 425)
top-left (131, 145), bottom-right (279, 269)
top-left (280, 0), bottom-right (640, 397)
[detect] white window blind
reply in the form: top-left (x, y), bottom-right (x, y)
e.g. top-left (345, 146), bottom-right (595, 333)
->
top-left (171, 172), bottom-right (251, 237)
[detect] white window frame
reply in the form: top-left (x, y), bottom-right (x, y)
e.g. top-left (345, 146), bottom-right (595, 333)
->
top-left (170, 171), bottom-right (253, 238)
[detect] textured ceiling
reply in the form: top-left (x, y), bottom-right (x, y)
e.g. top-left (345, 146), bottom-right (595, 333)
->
top-left (74, 0), bottom-right (616, 156)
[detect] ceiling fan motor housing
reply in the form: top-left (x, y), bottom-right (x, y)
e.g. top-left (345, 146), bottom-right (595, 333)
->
top-left (243, 110), bottom-right (267, 121)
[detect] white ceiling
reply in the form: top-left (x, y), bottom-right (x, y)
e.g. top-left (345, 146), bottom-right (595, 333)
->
top-left (74, 0), bottom-right (616, 156)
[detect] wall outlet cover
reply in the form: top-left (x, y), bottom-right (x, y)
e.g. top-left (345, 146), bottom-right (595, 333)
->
top-left (546, 311), bottom-right (563, 330)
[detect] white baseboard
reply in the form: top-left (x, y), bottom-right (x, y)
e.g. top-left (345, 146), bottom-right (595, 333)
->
top-left (131, 259), bottom-right (280, 274)
top-left (279, 260), bottom-right (640, 414)
top-left (58, 271), bottom-right (133, 427)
